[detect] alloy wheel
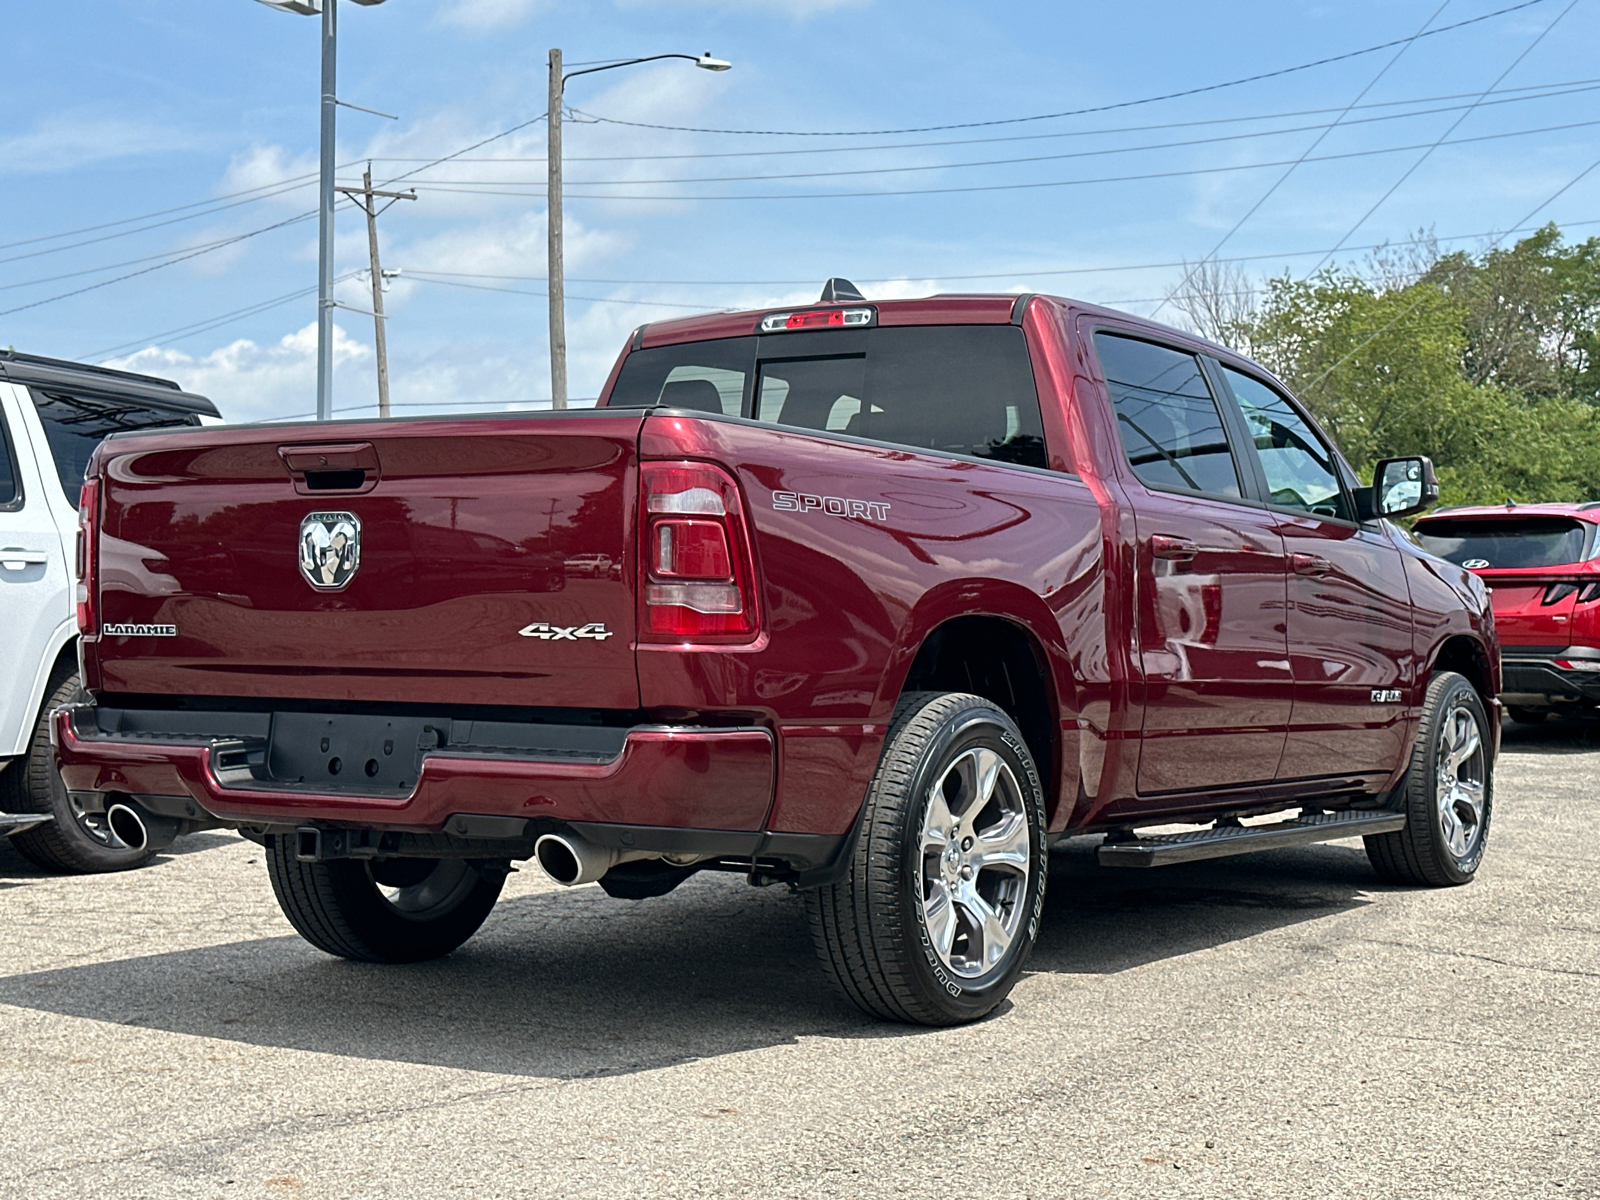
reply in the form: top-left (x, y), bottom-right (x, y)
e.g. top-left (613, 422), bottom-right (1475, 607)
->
top-left (1435, 701), bottom-right (1487, 859)
top-left (917, 746), bottom-right (1031, 979)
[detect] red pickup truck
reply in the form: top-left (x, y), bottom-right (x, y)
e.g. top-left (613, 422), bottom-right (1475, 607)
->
top-left (54, 286), bottom-right (1499, 1025)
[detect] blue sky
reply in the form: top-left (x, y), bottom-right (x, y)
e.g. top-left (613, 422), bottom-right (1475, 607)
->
top-left (4, 0), bottom-right (1599, 422)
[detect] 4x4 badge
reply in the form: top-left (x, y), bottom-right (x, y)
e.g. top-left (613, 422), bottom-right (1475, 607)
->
top-left (299, 511), bottom-right (361, 591)
top-left (519, 621), bottom-right (614, 641)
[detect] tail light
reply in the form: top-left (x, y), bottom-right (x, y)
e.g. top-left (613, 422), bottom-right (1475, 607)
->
top-left (639, 461), bottom-right (759, 642)
top-left (1579, 582), bottom-right (1600, 603)
top-left (1542, 582), bottom-right (1579, 605)
top-left (1554, 658), bottom-right (1600, 673)
top-left (75, 478), bottom-right (100, 636)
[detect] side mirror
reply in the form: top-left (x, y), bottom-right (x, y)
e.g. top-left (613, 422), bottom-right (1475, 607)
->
top-left (1372, 455), bottom-right (1440, 519)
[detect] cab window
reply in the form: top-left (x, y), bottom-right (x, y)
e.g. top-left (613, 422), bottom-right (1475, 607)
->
top-left (1095, 332), bottom-right (1242, 499)
top-left (1222, 368), bottom-right (1351, 521)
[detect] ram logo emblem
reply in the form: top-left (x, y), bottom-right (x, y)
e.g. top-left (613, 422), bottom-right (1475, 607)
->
top-left (299, 511), bottom-right (361, 591)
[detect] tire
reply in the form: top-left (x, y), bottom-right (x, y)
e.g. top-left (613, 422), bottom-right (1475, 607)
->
top-left (805, 691), bottom-right (1048, 1026)
top-left (6, 669), bottom-right (159, 874)
top-left (265, 835), bottom-right (505, 963)
top-left (1365, 671), bottom-right (1492, 887)
top-left (1507, 706), bottom-right (1547, 724)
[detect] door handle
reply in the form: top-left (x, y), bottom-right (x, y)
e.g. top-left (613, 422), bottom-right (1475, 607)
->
top-left (1291, 552), bottom-right (1333, 576)
top-left (1150, 535), bottom-right (1199, 562)
top-left (0, 548), bottom-right (47, 571)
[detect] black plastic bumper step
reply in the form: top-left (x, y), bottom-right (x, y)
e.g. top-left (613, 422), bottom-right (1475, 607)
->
top-left (0, 813), bottom-right (52, 838)
top-left (1097, 809), bottom-right (1406, 868)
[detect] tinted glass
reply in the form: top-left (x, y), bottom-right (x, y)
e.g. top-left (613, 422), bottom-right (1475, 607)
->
top-left (1096, 333), bottom-right (1240, 498)
top-left (613, 325), bottom-right (1049, 468)
top-left (1412, 517), bottom-right (1589, 568)
top-left (755, 356), bottom-right (867, 427)
top-left (1224, 367), bottom-right (1350, 520)
top-left (31, 389), bottom-right (199, 501)
top-left (0, 410), bottom-right (18, 506)
top-left (608, 337), bottom-right (753, 415)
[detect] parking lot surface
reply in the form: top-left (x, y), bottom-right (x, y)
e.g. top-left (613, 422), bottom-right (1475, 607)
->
top-left (1, 720), bottom-right (1595, 1199)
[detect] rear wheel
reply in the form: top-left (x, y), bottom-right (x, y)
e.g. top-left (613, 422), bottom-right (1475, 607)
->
top-left (265, 836), bottom-right (505, 962)
top-left (1365, 671), bottom-right (1492, 887)
top-left (806, 691), bottom-right (1047, 1026)
top-left (6, 670), bottom-right (158, 874)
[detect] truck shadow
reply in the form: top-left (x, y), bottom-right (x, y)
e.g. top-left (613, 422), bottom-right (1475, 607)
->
top-left (0, 840), bottom-right (1382, 1078)
top-left (0, 829), bottom-right (240, 883)
top-left (1499, 713), bottom-right (1600, 753)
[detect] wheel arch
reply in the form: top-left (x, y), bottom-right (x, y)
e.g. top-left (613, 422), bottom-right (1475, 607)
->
top-left (1427, 634), bottom-right (1493, 708)
top-left (9, 619), bottom-right (76, 758)
top-left (881, 583), bottom-right (1072, 824)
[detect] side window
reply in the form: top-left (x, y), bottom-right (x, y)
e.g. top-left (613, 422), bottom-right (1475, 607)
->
top-left (30, 389), bottom-right (199, 502)
top-left (1095, 332), bottom-right (1242, 499)
top-left (0, 407), bottom-right (19, 509)
top-left (1222, 367), bottom-right (1350, 521)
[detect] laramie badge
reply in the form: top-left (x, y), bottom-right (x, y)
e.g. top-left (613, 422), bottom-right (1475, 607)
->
top-left (299, 511), bottom-right (361, 591)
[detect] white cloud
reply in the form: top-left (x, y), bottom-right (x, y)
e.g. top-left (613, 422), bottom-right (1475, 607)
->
top-left (105, 323), bottom-right (370, 425)
top-left (0, 114), bottom-right (192, 175)
top-left (218, 143), bottom-right (321, 207)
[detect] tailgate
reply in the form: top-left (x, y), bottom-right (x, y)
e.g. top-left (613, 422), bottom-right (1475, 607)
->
top-left (89, 415), bottom-right (644, 709)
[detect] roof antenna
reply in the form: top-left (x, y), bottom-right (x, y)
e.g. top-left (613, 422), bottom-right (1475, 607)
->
top-left (820, 277), bottom-right (866, 302)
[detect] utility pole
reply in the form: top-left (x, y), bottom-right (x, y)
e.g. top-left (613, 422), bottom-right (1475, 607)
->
top-left (547, 48), bottom-right (566, 410)
top-left (335, 164), bottom-right (415, 418)
top-left (543, 49), bottom-right (729, 412)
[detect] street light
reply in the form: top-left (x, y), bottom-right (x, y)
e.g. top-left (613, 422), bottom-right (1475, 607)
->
top-left (253, 0), bottom-right (391, 421)
top-left (546, 50), bottom-right (732, 409)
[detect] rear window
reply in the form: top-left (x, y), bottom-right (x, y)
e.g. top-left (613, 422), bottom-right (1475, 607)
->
top-left (29, 389), bottom-right (201, 501)
top-left (1412, 517), bottom-right (1591, 569)
top-left (608, 325), bottom-right (1048, 469)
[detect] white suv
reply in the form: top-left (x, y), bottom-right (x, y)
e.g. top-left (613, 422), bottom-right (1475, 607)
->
top-left (0, 352), bottom-right (218, 872)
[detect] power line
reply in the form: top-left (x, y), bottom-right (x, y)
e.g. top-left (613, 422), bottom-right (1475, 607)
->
top-left (0, 210), bottom-right (321, 320)
top-left (571, 0), bottom-right (1553, 137)
top-left (398, 218), bottom-right (1600, 289)
top-left (399, 117), bottom-right (1600, 201)
top-left (81, 272), bottom-right (366, 362)
top-left (404, 275), bottom-right (712, 308)
top-left (1303, 152), bottom-right (1600, 393)
top-left (1308, 0), bottom-right (1581, 275)
top-left (11, 74), bottom-right (1590, 270)
top-left (379, 106), bottom-right (1600, 190)
top-left (358, 77), bottom-right (1600, 163)
top-left (1150, 0), bottom-right (1454, 322)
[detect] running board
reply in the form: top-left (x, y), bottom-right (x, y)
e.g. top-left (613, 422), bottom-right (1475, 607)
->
top-left (1097, 809), bottom-right (1405, 868)
top-left (0, 813), bottom-right (52, 838)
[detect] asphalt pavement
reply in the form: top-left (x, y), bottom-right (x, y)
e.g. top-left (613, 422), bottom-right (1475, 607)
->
top-left (1, 718), bottom-right (1595, 1199)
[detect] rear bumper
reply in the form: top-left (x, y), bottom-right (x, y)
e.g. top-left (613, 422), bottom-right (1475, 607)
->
top-left (54, 704), bottom-right (776, 835)
top-left (1499, 647), bottom-right (1600, 707)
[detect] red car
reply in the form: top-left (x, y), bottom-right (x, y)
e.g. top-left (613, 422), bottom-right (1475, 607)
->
top-left (54, 286), bottom-right (1498, 1025)
top-left (1412, 502), bottom-right (1600, 722)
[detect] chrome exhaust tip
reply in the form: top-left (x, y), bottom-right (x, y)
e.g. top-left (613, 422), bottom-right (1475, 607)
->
top-left (533, 832), bottom-right (659, 886)
top-left (106, 801), bottom-right (179, 853)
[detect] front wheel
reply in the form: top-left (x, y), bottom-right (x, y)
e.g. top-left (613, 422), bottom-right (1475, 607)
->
top-left (265, 836), bottom-right (505, 962)
top-left (806, 691), bottom-right (1048, 1026)
top-left (1365, 671), bottom-right (1492, 887)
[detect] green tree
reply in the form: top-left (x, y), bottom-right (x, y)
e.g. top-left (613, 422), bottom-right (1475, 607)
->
top-left (1197, 224), bottom-right (1600, 508)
